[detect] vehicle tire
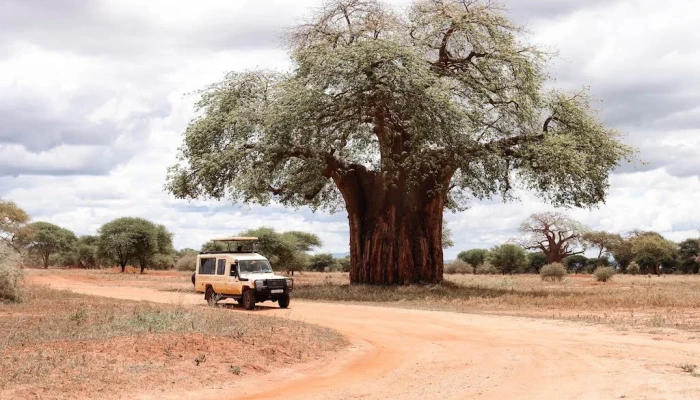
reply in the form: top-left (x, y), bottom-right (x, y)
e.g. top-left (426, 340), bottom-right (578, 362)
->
top-left (191, 273), bottom-right (195, 286)
top-left (242, 290), bottom-right (256, 310)
top-left (278, 294), bottom-right (290, 309)
top-left (205, 286), bottom-right (216, 307)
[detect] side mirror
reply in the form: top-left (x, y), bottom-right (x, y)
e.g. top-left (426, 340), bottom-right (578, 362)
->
top-left (230, 263), bottom-right (239, 277)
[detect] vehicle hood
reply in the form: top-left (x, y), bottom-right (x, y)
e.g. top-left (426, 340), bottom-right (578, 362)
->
top-left (240, 272), bottom-right (287, 281)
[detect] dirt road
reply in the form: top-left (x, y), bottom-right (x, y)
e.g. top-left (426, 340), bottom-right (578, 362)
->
top-left (32, 275), bottom-right (700, 400)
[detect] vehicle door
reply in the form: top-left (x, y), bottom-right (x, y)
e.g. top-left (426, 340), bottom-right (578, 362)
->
top-left (224, 261), bottom-right (243, 295)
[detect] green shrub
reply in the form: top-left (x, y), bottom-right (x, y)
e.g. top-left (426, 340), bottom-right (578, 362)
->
top-left (540, 263), bottom-right (567, 282)
top-left (337, 256), bottom-right (350, 273)
top-left (627, 261), bottom-right (640, 275)
top-left (175, 253), bottom-right (198, 271)
top-left (150, 253), bottom-right (175, 270)
top-left (476, 261), bottom-right (499, 275)
top-left (0, 244), bottom-right (23, 302)
top-left (444, 260), bottom-right (473, 274)
top-left (594, 266), bottom-right (615, 282)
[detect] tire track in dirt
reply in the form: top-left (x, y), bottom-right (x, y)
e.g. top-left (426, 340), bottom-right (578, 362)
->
top-left (31, 274), bottom-right (700, 400)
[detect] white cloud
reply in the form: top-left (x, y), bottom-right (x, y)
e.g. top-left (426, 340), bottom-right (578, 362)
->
top-left (1, 0), bottom-right (699, 259)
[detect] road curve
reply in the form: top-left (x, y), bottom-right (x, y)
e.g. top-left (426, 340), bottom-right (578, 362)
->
top-left (32, 275), bottom-right (700, 400)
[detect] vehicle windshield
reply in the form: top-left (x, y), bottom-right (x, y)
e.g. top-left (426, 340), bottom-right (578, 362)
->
top-left (238, 259), bottom-right (272, 274)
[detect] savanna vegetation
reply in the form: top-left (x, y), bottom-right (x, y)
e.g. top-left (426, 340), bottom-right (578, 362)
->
top-left (0, 284), bottom-right (344, 399)
top-left (451, 211), bottom-right (698, 278)
top-left (0, 199), bottom-right (344, 283)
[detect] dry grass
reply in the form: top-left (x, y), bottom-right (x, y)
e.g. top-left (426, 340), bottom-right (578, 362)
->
top-left (0, 284), bottom-right (344, 400)
top-left (292, 272), bottom-right (700, 333)
top-left (30, 268), bottom-right (700, 334)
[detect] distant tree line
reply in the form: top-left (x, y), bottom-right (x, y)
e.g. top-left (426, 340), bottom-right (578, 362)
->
top-left (0, 199), bottom-right (349, 274)
top-left (449, 212), bottom-right (698, 276)
top-left (4, 198), bottom-right (697, 276)
top-left (0, 199), bottom-right (179, 273)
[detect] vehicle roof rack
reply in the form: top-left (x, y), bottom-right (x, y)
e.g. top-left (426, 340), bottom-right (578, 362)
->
top-left (198, 250), bottom-right (254, 255)
top-left (204, 236), bottom-right (259, 253)
top-left (210, 236), bottom-right (258, 241)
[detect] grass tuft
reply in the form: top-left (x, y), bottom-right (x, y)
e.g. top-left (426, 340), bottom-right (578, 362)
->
top-left (679, 363), bottom-right (697, 373)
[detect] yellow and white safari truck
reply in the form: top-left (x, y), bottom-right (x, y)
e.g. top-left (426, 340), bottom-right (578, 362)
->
top-left (191, 237), bottom-right (293, 310)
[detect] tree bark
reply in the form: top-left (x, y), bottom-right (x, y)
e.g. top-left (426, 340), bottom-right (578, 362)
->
top-left (333, 165), bottom-right (449, 285)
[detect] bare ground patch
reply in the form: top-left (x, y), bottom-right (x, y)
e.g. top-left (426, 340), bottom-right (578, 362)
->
top-left (0, 284), bottom-right (345, 400)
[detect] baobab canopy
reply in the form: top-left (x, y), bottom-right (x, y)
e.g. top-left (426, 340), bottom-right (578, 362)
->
top-left (166, 0), bottom-right (635, 285)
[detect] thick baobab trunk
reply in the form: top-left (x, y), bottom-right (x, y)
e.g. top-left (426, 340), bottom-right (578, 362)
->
top-left (334, 166), bottom-right (448, 285)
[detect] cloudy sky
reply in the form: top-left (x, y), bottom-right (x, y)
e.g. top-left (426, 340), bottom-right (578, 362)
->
top-left (1, 0), bottom-right (698, 258)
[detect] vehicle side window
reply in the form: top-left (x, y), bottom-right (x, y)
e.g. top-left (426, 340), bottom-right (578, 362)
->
top-left (199, 258), bottom-right (216, 275)
top-left (230, 263), bottom-right (238, 277)
top-left (216, 259), bottom-right (226, 275)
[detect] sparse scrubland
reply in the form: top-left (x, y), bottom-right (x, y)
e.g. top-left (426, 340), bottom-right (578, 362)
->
top-left (0, 282), bottom-right (344, 400)
top-left (290, 272), bottom-right (700, 332)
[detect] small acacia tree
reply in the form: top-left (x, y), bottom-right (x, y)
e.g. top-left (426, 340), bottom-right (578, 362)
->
top-left (583, 231), bottom-right (623, 268)
top-left (237, 227), bottom-right (322, 275)
top-left (515, 212), bottom-right (588, 264)
top-left (166, 0), bottom-right (634, 285)
top-left (0, 199), bottom-right (33, 253)
top-left (630, 232), bottom-right (678, 276)
top-left (98, 217), bottom-right (159, 273)
top-left (457, 248), bottom-right (488, 274)
top-left (75, 235), bottom-right (101, 269)
top-left (678, 238), bottom-right (700, 274)
top-left (526, 251), bottom-right (548, 273)
top-left (27, 222), bottom-right (77, 269)
top-left (308, 253), bottom-right (338, 272)
top-left (488, 244), bottom-right (527, 274)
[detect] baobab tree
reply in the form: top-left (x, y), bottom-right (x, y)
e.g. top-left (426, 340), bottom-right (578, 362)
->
top-left (166, 0), bottom-right (634, 285)
top-left (514, 212), bottom-right (588, 264)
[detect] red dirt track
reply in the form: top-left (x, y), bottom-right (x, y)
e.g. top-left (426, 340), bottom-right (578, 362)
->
top-left (31, 274), bottom-right (700, 400)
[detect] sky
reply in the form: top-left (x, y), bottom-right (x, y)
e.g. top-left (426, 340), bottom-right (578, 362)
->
top-left (1, 0), bottom-right (699, 259)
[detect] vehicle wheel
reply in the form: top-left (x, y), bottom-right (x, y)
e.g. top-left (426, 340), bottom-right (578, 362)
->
top-left (205, 286), bottom-right (217, 307)
top-left (191, 273), bottom-right (195, 286)
top-left (242, 290), bottom-right (256, 310)
top-left (278, 294), bottom-right (290, 309)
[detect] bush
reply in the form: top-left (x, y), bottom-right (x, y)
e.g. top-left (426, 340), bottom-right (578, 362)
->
top-left (175, 253), bottom-right (198, 271)
top-left (53, 250), bottom-right (79, 268)
top-left (0, 244), bottom-right (23, 302)
top-left (540, 263), bottom-right (567, 282)
top-left (444, 260), bottom-right (473, 274)
top-left (627, 261), bottom-right (640, 275)
top-left (150, 254), bottom-right (175, 270)
top-left (337, 256), bottom-right (350, 273)
top-left (594, 266), bottom-right (615, 282)
top-left (475, 262), bottom-right (499, 275)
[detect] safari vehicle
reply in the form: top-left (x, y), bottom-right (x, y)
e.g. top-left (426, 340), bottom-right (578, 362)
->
top-left (191, 237), bottom-right (293, 310)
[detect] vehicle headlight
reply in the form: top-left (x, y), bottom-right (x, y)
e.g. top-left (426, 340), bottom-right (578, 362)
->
top-left (285, 278), bottom-right (293, 289)
top-left (255, 280), bottom-right (265, 290)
